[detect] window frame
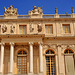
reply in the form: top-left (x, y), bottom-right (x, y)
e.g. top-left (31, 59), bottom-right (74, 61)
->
top-left (45, 24), bottom-right (53, 34)
top-left (19, 25), bottom-right (27, 34)
top-left (62, 24), bottom-right (71, 34)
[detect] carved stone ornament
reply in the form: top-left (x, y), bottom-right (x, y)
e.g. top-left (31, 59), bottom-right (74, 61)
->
top-left (28, 6), bottom-right (43, 15)
top-left (71, 7), bottom-right (74, 13)
top-left (2, 24), bottom-right (7, 33)
top-left (29, 23), bottom-right (34, 32)
top-left (10, 25), bottom-right (15, 33)
top-left (55, 8), bottom-right (58, 14)
top-left (38, 23), bottom-right (42, 32)
top-left (4, 5), bottom-right (18, 16)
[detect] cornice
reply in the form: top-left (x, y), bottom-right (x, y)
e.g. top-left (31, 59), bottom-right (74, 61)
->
top-left (0, 18), bottom-right (75, 22)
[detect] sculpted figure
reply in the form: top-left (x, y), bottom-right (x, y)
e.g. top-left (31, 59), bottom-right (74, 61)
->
top-left (2, 25), bottom-right (7, 33)
top-left (10, 25), bottom-right (15, 33)
top-left (55, 8), bottom-right (58, 14)
top-left (28, 6), bottom-right (43, 15)
top-left (71, 7), bottom-right (74, 13)
top-left (4, 5), bottom-right (18, 16)
top-left (30, 23), bottom-right (34, 32)
top-left (38, 6), bottom-right (43, 14)
top-left (38, 23), bottom-right (42, 32)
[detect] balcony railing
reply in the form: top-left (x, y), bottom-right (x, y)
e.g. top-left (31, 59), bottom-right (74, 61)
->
top-left (0, 14), bottom-right (73, 19)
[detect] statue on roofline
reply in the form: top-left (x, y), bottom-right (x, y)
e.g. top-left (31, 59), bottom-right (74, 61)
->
top-left (28, 6), bottom-right (43, 15)
top-left (71, 7), bottom-right (74, 13)
top-left (4, 5), bottom-right (18, 16)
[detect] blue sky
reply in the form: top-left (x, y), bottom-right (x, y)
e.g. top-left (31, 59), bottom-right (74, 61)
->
top-left (0, 0), bottom-right (75, 15)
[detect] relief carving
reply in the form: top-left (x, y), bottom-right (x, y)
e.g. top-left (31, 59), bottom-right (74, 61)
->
top-left (10, 25), bottom-right (15, 33)
top-left (2, 24), bottom-right (7, 33)
top-left (4, 5), bottom-right (18, 16)
top-left (38, 23), bottom-right (42, 32)
top-left (29, 23), bottom-right (34, 32)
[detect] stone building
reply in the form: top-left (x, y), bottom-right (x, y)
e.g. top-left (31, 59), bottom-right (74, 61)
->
top-left (0, 5), bottom-right (75, 75)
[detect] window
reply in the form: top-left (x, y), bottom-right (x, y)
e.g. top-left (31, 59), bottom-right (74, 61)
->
top-left (63, 24), bottom-right (70, 33)
top-left (64, 49), bottom-right (74, 75)
top-left (19, 25), bottom-right (26, 34)
top-left (17, 50), bottom-right (27, 74)
top-left (46, 50), bottom-right (56, 75)
top-left (45, 25), bottom-right (53, 34)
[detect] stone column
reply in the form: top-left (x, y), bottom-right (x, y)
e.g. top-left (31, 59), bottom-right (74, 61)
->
top-left (9, 42), bottom-right (14, 74)
top-left (0, 43), bottom-right (5, 74)
top-left (57, 44), bottom-right (65, 75)
top-left (28, 42), bottom-right (33, 75)
top-left (56, 54), bottom-right (59, 75)
top-left (39, 42), bottom-right (43, 75)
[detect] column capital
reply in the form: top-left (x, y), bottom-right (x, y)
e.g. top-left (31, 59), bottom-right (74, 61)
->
top-left (10, 42), bottom-right (15, 46)
top-left (57, 44), bottom-right (61, 47)
top-left (29, 42), bottom-right (33, 45)
top-left (1, 43), bottom-right (5, 46)
top-left (38, 42), bottom-right (43, 45)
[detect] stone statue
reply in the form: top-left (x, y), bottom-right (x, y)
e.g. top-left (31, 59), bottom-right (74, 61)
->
top-left (38, 23), bottom-right (42, 32)
top-left (2, 25), bottom-right (7, 33)
top-left (71, 7), bottom-right (74, 13)
top-left (4, 5), bottom-right (18, 16)
top-left (28, 6), bottom-right (43, 15)
top-left (30, 23), bottom-right (34, 32)
top-left (55, 8), bottom-right (58, 14)
top-left (10, 25), bottom-right (15, 33)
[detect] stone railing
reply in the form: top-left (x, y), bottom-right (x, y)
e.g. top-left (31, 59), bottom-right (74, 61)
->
top-left (0, 14), bottom-right (75, 19)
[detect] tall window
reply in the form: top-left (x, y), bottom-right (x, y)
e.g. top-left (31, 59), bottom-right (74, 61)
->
top-left (64, 49), bottom-right (74, 75)
top-left (46, 50), bottom-right (56, 75)
top-left (19, 25), bottom-right (26, 34)
top-left (17, 50), bottom-right (27, 74)
top-left (63, 24), bottom-right (70, 33)
top-left (45, 25), bottom-right (53, 34)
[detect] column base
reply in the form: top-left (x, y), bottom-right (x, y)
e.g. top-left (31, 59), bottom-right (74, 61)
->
top-left (0, 72), bottom-right (3, 75)
top-left (39, 72), bottom-right (44, 75)
top-left (8, 72), bottom-right (13, 75)
top-left (28, 73), bottom-right (34, 75)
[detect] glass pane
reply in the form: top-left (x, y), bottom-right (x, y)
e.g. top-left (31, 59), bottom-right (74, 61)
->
top-left (49, 26), bottom-right (53, 34)
top-left (46, 26), bottom-right (48, 33)
top-left (17, 56), bottom-right (27, 74)
top-left (46, 56), bottom-right (55, 75)
top-left (20, 26), bottom-right (22, 34)
top-left (23, 26), bottom-right (26, 34)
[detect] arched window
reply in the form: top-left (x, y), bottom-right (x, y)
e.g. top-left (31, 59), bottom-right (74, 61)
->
top-left (64, 49), bottom-right (73, 54)
top-left (45, 50), bottom-right (56, 75)
top-left (46, 50), bottom-right (54, 54)
top-left (64, 49), bottom-right (74, 75)
top-left (18, 50), bottom-right (27, 55)
top-left (17, 50), bottom-right (27, 74)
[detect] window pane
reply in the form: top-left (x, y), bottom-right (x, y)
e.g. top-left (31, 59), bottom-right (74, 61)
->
top-left (19, 25), bottom-right (26, 34)
top-left (46, 26), bottom-right (48, 33)
top-left (63, 25), bottom-right (70, 33)
top-left (45, 25), bottom-right (53, 34)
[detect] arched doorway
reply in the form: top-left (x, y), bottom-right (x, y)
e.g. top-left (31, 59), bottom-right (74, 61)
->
top-left (45, 50), bottom-right (56, 75)
top-left (17, 50), bottom-right (27, 74)
top-left (64, 49), bottom-right (75, 75)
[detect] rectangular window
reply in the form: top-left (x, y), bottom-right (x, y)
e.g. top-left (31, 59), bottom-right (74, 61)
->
top-left (63, 24), bottom-right (70, 33)
top-left (19, 25), bottom-right (26, 34)
top-left (45, 25), bottom-right (53, 34)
